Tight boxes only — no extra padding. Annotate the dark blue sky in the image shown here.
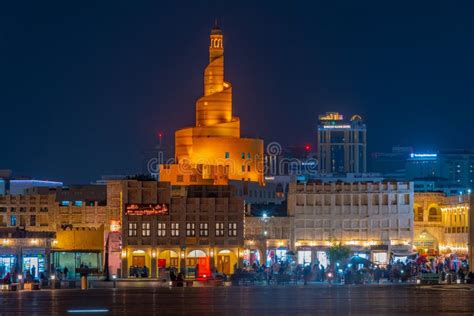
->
[1,1,473,183]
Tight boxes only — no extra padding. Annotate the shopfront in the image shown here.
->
[0,253,16,279]
[0,231,54,280]
[51,251,102,279]
[52,227,104,279]
[22,248,46,278]
[243,249,261,267]
[296,248,330,268]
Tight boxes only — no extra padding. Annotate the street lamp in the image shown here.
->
[112,274,117,288]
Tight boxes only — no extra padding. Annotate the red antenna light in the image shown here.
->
[304,144,311,152]
[157,132,163,147]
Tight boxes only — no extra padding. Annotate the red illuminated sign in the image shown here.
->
[125,204,169,216]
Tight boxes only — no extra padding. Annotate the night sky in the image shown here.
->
[1,1,473,183]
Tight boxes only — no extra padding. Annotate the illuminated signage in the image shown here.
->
[322,125,351,129]
[410,153,437,158]
[319,112,344,121]
[125,204,169,216]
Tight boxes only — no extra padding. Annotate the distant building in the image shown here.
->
[405,153,440,180]
[370,146,413,179]
[438,150,474,190]
[0,170,62,195]
[405,150,473,194]
[265,144,316,178]
[316,112,367,174]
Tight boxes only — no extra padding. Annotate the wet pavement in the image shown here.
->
[1,284,473,315]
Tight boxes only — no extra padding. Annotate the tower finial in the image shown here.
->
[211,19,222,35]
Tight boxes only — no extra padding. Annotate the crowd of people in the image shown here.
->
[235,254,472,285]
[129,265,149,278]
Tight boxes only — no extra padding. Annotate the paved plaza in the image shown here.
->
[1,284,474,315]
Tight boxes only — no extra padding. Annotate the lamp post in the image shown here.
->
[18,274,23,290]
[112,274,117,288]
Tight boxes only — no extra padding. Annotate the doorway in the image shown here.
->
[132,256,145,267]
[217,255,231,274]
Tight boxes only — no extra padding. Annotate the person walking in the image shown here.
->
[303,265,311,285]
[31,265,36,279]
[63,266,69,280]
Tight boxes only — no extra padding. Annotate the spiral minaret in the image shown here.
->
[161,24,264,185]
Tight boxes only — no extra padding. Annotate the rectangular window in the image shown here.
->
[74,201,83,207]
[247,165,251,172]
[247,153,251,159]
[186,223,195,237]
[177,175,184,182]
[225,152,230,159]
[241,152,245,159]
[241,165,245,172]
[128,223,137,237]
[157,223,166,237]
[215,222,224,236]
[10,215,16,226]
[190,175,197,182]
[60,201,70,206]
[228,222,237,237]
[171,223,180,237]
[30,215,36,226]
[142,222,151,237]
[199,223,209,237]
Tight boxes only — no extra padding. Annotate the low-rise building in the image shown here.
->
[288,181,414,266]
[110,180,245,279]
[414,192,470,256]
[0,229,55,280]
[244,216,292,266]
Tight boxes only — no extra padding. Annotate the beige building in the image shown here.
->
[0,194,56,231]
[414,192,470,256]
[288,181,414,265]
[108,180,244,279]
[0,187,117,279]
[244,216,293,266]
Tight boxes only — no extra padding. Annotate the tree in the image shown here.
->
[327,243,351,269]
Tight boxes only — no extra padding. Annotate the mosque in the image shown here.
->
[160,24,264,185]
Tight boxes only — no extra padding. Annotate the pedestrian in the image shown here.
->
[31,265,36,279]
[63,266,69,279]
[303,265,311,285]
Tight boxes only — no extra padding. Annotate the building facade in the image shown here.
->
[316,112,367,174]
[0,185,117,280]
[288,181,414,266]
[244,216,293,266]
[413,192,471,256]
[111,180,245,279]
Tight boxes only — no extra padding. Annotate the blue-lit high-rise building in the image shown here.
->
[316,112,367,174]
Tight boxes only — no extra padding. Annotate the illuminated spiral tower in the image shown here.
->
[161,23,264,185]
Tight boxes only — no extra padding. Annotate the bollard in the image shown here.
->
[81,275,88,290]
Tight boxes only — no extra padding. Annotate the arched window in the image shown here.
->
[414,206,424,221]
[428,207,441,222]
